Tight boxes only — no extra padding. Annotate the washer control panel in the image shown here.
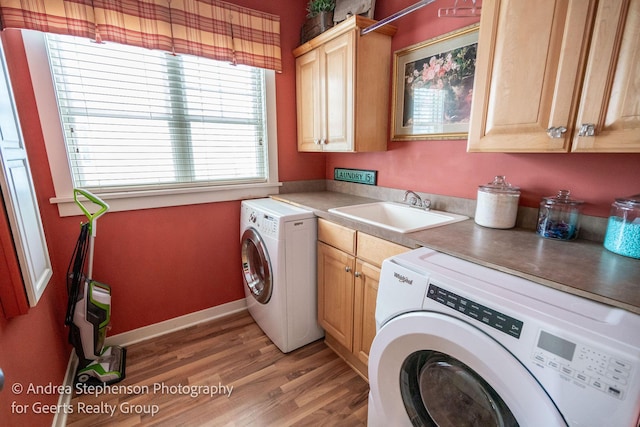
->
[427,283,524,339]
[245,208,278,237]
[532,330,633,401]
[258,213,278,237]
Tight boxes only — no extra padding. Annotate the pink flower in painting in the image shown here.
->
[423,65,436,82]
[401,42,478,126]
[442,53,453,72]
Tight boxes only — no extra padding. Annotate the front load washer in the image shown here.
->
[240,198,323,353]
[368,247,640,427]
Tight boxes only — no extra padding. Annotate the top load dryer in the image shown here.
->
[240,198,323,353]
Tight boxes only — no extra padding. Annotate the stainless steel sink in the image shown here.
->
[328,202,468,233]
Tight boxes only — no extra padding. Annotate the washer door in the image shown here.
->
[369,312,567,427]
[241,227,273,304]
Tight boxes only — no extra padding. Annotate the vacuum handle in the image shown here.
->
[74,189,109,279]
[74,189,109,236]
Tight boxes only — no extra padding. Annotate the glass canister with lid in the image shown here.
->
[474,176,520,229]
[536,190,584,240]
[603,194,640,259]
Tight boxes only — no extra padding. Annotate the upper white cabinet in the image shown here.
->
[294,16,395,152]
[468,0,640,153]
[0,36,52,315]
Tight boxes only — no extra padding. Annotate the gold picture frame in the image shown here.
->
[391,24,479,141]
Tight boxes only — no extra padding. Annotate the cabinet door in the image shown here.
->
[0,37,52,314]
[353,259,380,368]
[296,49,323,152]
[468,0,595,152]
[322,31,354,152]
[317,241,355,351]
[572,0,640,152]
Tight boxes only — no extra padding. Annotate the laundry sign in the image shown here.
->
[334,168,377,185]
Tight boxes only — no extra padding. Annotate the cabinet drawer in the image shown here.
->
[318,218,356,255]
[357,232,409,267]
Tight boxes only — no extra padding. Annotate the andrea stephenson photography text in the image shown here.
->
[9,381,234,417]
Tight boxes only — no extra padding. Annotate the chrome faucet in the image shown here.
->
[403,190,431,210]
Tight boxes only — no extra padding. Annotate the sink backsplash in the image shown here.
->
[279,180,608,242]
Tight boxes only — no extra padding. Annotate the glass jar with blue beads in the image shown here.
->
[604,194,640,259]
[536,190,584,240]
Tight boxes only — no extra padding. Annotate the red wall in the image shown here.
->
[1,30,70,427]
[1,1,639,425]
[326,0,640,217]
[0,1,312,425]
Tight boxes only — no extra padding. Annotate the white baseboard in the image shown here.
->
[53,352,79,427]
[53,299,247,427]
[105,298,247,347]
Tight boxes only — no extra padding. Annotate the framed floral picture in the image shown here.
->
[391,24,479,141]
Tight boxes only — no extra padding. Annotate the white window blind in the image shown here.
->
[45,34,268,192]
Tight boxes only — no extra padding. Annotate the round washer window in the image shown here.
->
[241,228,273,304]
[400,350,519,427]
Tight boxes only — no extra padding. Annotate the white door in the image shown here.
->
[368,312,567,427]
[0,36,52,308]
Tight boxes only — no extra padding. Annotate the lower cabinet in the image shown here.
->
[318,241,355,350]
[317,218,409,380]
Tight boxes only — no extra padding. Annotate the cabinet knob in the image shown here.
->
[354,272,361,278]
[546,126,567,139]
[313,139,320,145]
[345,266,352,273]
[320,139,327,145]
[578,123,595,137]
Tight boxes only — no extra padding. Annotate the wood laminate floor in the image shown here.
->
[66,310,369,426]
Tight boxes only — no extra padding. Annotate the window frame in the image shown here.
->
[22,30,280,217]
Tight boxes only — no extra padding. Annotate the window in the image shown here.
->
[24,30,279,216]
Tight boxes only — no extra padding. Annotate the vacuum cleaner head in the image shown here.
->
[76,345,127,385]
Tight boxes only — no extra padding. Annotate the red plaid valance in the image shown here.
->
[0,0,281,72]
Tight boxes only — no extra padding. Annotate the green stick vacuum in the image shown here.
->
[65,189,126,385]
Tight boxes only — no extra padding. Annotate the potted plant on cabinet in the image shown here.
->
[301,0,336,44]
